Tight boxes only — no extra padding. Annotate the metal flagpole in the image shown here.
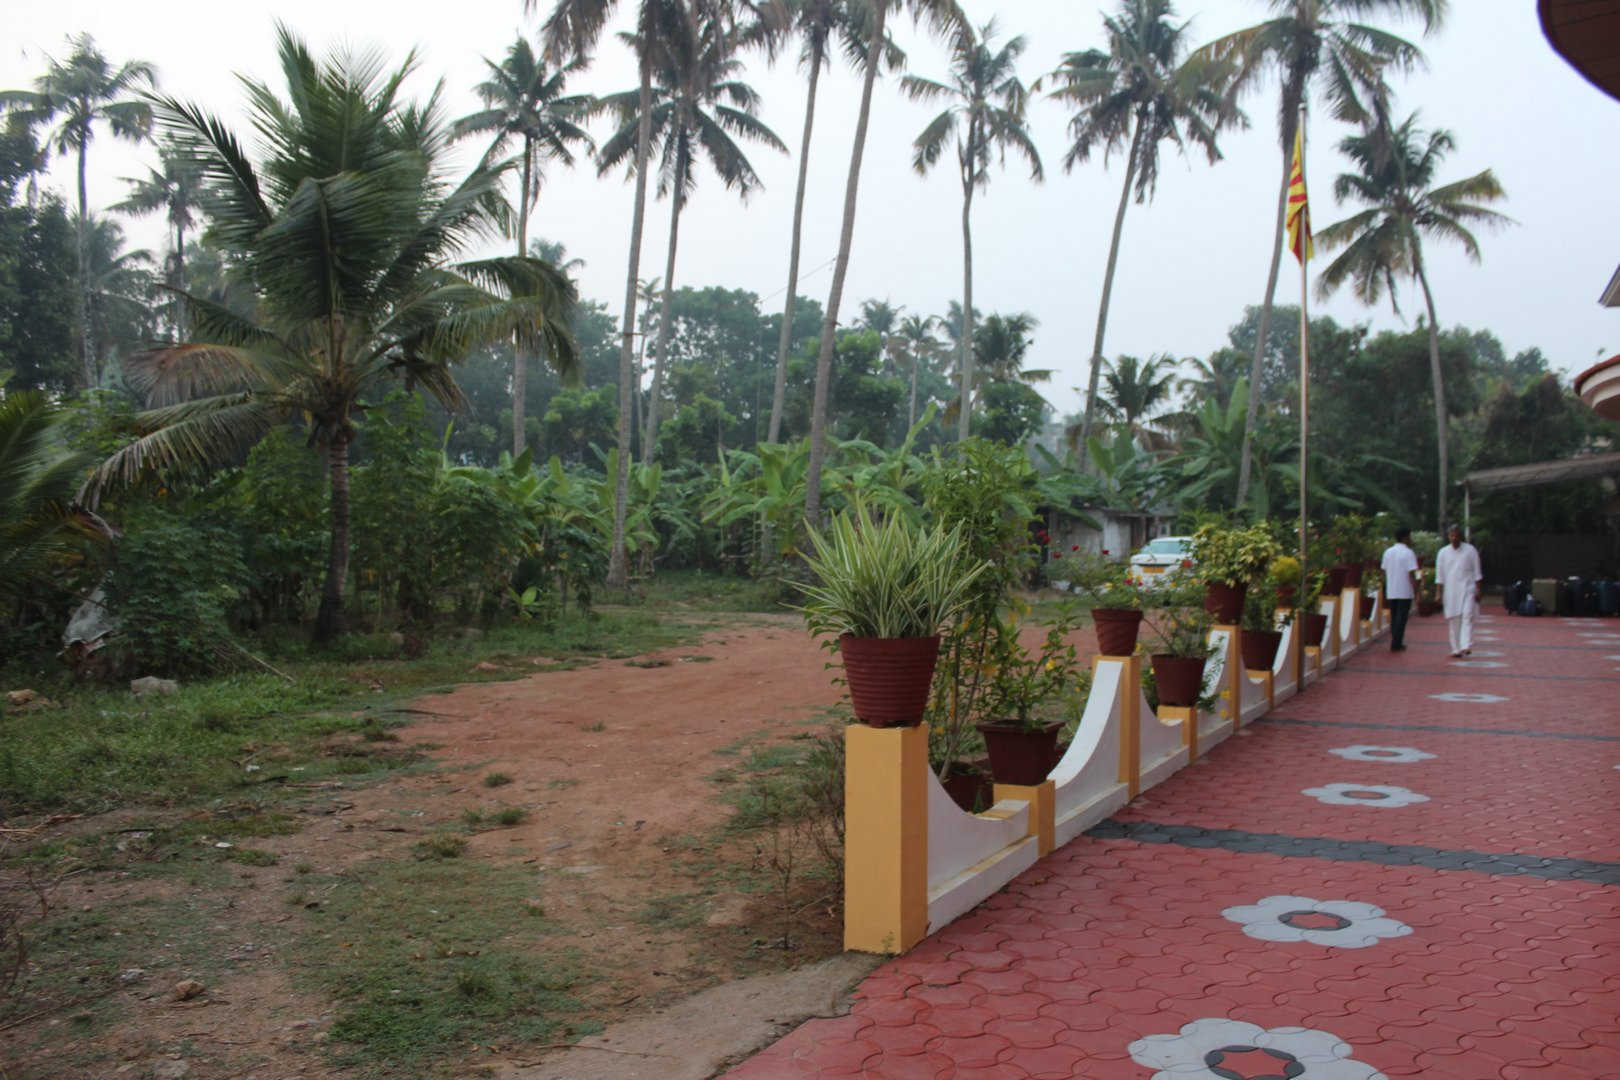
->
[1297,103,1311,684]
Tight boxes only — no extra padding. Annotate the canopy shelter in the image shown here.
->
[1540,0,1620,101]
[1461,451,1620,533]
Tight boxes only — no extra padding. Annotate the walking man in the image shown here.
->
[1380,527,1420,652]
[1435,525,1483,657]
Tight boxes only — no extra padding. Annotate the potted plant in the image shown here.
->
[1190,523,1283,624]
[1141,580,1216,708]
[798,501,988,727]
[1360,569,1382,620]
[975,609,1089,785]
[1239,579,1290,671]
[1052,549,1144,655]
[1269,554,1303,607]
[1323,514,1374,588]
[1298,571,1330,650]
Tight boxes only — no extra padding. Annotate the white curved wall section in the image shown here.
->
[924,768,1037,932]
[1052,660,1128,846]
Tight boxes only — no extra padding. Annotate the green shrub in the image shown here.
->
[104,511,247,676]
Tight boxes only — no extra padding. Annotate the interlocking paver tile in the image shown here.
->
[723,614,1620,1079]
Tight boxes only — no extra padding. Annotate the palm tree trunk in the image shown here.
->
[1077,118,1143,469]
[608,56,655,589]
[956,180,975,441]
[805,1,887,529]
[1236,112,1298,509]
[1414,249,1448,532]
[313,433,352,644]
[768,49,823,445]
[77,142,94,390]
[513,143,533,458]
[908,351,918,430]
[644,150,687,465]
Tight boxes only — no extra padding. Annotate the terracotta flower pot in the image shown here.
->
[1341,563,1365,588]
[1240,628,1283,671]
[1275,585,1298,607]
[1203,582,1247,624]
[1300,612,1329,647]
[1091,607,1143,656]
[977,719,1064,786]
[1151,654,1207,708]
[1359,595,1375,619]
[941,761,994,813]
[838,634,940,727]
[1325,567,1348,593]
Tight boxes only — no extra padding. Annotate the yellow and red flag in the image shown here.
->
[1286,124,1313,264]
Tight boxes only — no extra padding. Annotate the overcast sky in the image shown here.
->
[6,0,1618,416]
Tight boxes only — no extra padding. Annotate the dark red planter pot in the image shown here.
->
[1325,567,1348,594]
[1091,607,1143,656]
[838,634,940,727]
[1203,582,1247,624]
[1240,629,1283,671]
[941,762,994,813]
[1341,563,1365,588]
[1275,585,1298,607]
[977,719,1064,786]
[1359,595,1375,619]
[1300,612,1329,647]
[1151,654,1207,708]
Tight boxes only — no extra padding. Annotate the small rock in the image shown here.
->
[5,688,55,710]
[472,661,499,673]
[131,676,179,696]
[151,1061,192,1079]
[117,968,147,985]
[170,979,204,1001]
[387,631,406,646]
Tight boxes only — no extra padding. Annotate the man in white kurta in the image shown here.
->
[1434,525,1483,656]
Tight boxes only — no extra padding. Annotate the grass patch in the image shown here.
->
[412,833,467,860]
[297,859,600,1073]
[634,892,707,930]
[627,570,794,614]
[482,772,513,788]
[0,610,694,818]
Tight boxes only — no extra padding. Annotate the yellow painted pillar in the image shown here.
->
[1106,654,1142,798]
[1162,705,1198,761]
[843,723,929,954]
[1215,624,1241,725]
[1304,645,1322,680]
[993,779,1055,857]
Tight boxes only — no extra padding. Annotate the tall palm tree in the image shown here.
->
[2,35,155,388]
[454,37,594,457]
[803,0,966,528]
[766,0,900,444]
[1046,0,1239,469]
[973,311,1046,384]
[1315,113,1508,530]
[597,4,786,464]
[634,274,661,452]
[904,18,1042,441]
[857,296,901,372]
[111,140,203,336]
[1098,352,1176,429]
[541,0,772,586]
[83,27,579,643]
[893,312,941,429]
[1196,0,1446,508]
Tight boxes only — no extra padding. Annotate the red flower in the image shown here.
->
[1102,549,1110,555]
[1071,544,1080,552]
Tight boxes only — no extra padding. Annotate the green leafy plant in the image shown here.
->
[1321,513,1379,566]
[797,500,988,640]
[1049,549,1144,610]
[1241,579,1295,631]
[1189,523,1284,588]
[1268,554,1302,588]
[981,607,1091,730]
[1140,580,1216,659]
[1362,568,1384,597]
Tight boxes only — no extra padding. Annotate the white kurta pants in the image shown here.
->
[1447,606,1476,654]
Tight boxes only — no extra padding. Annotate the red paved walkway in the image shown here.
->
[725,612,1620,1079]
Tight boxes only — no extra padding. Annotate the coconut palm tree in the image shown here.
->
[596,4,786,464]
[1046,0,1240,469]
[904,18,1042,442]
[1,35,155,388]
[803,0,966,528]
[766,0,901,444]
[82,216,160,380]
[1100,353,1174,423]
[111,140,203,334]
[0,392,109,609]
[857,297,902,372]
[82,27,579,643]
[454,37,594,458]
[893,312,941,429]
[541,0,775,585]
[1315,113,1508,530]
[1196,0,1446,508]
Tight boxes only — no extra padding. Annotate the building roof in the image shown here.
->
[1540,0,1620,101]
[1462,451,1620,493]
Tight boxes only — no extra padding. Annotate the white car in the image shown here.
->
[1129,535,1194,585]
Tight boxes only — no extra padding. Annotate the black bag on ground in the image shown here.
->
[1504,580,1526,614]
[1518,594,1543,617]
[1600,580,1620,617]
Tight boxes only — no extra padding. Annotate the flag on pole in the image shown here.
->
[1286,124,1313,264]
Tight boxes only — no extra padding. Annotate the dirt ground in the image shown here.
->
[4,614,864,1079]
